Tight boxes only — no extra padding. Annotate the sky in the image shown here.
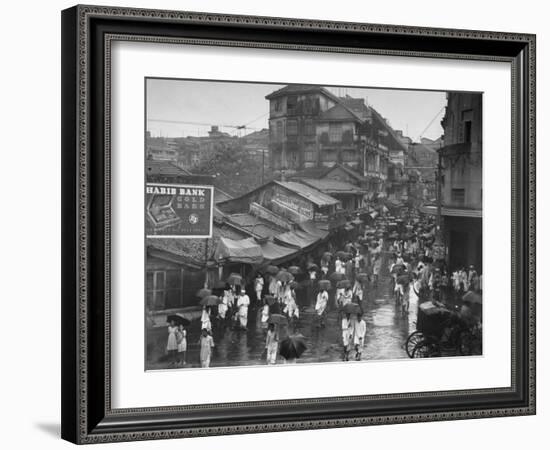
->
[146,78,447,142]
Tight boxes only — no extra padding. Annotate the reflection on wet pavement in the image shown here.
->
[146,273,415,370]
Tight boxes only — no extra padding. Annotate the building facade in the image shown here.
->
[265,85,408,195]
[439,92,483,271]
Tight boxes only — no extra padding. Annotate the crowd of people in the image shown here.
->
[165,208,483,367]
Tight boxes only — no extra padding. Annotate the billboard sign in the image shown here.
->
[145,183,214,238]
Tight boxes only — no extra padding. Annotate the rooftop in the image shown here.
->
[298,178,365,195]
[276,181,341,207]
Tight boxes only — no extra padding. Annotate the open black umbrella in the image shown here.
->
[226,273,242,285]
[330,272,347,282]
[264,295,277,306]
[279,334,307,360]
[390,263,406,274]
[356,273,369,282]
[200,295,220,306]
[335,250,350,260]
[196,288,212,299]
[166,314,190,326]
[396,274,411,285]
[275,270,294,283]
[463,290,482,305]
[212,280,227,289]
[342,303,361,315]
[266,265,279,275]
[288,266,301,275]
[318,280,332,290]
[336,279,352,289]
[322,251,333,260]
[307,262,319,271]
[268,313,288,325]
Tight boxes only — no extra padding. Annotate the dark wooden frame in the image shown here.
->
[61,4,536,444]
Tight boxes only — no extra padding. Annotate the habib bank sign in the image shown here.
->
[145,183,214,238]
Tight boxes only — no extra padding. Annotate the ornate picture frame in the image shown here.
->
[61,5,536,444]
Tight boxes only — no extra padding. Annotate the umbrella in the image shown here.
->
[279,334,307,360]
[396,274,411,285]
[288,266,301,275]
[336,279,352,289]
[329,272,347,282]
[166,314,190,326]
[322,251,333,260]
[390,263,406,274]
[200,295,220,306]
[275,271,294,283]
[307,262,319,271]
[344,243,356,252]
[318,280,332,290]
[335,250,350,259]
[212,280,227,289]
[462,290,482,305]
[268,313,288,325]
[266,265,279,275]
[342,303,361,315]
[196,288,212,299]
[264,295,277,305]
[356,273,369,282]
[226,273,243,285]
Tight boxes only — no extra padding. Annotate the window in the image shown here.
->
[329,123,343,142]
[286,119,298,136]
[304,146,317,162]
[146,269,182,311]
[451,188,465,205]
[321,149,337,162]
[304,119,315,136]
[287,95,297,113]
[341,150,357,162]
[274,99,282,112]
[276,121,284,140]
[191,152,200,166]
[464,121,472,143]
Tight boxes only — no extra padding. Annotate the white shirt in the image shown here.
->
[315,291,328,315]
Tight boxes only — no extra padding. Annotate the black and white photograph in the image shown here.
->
[144,79,483,370]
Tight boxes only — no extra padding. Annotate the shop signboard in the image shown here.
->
[146,183,214,238]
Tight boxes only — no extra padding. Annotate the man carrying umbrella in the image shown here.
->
[315,286,329,327]
[236,289,250,330]
[254,272,265,304]
[265,322,279,365]
[341,313,353,361]
[353,313,367,361]
[198,328,215,368]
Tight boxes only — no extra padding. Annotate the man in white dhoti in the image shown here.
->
[237,290,250,330]
[254,273,264,304]
[265,323,279,364]
[315,288,328,327]
[341,313,353,361]
[353,313,367,361]
[201,307,212,332]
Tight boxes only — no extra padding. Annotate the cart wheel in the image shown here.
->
[412,341,440,358]
[405,331,424,358]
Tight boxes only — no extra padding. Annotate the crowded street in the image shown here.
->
[145,84,484,371]
[147,209,483,370]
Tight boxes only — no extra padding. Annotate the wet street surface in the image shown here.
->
[146,266,417,370]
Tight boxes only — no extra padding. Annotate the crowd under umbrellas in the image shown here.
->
[162,207,483,369]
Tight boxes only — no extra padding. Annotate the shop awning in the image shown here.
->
[419,205,482,218]
[274,229,320,249]
[214,237,263,265]
[259,240,299,265]
[298,220,329,240]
